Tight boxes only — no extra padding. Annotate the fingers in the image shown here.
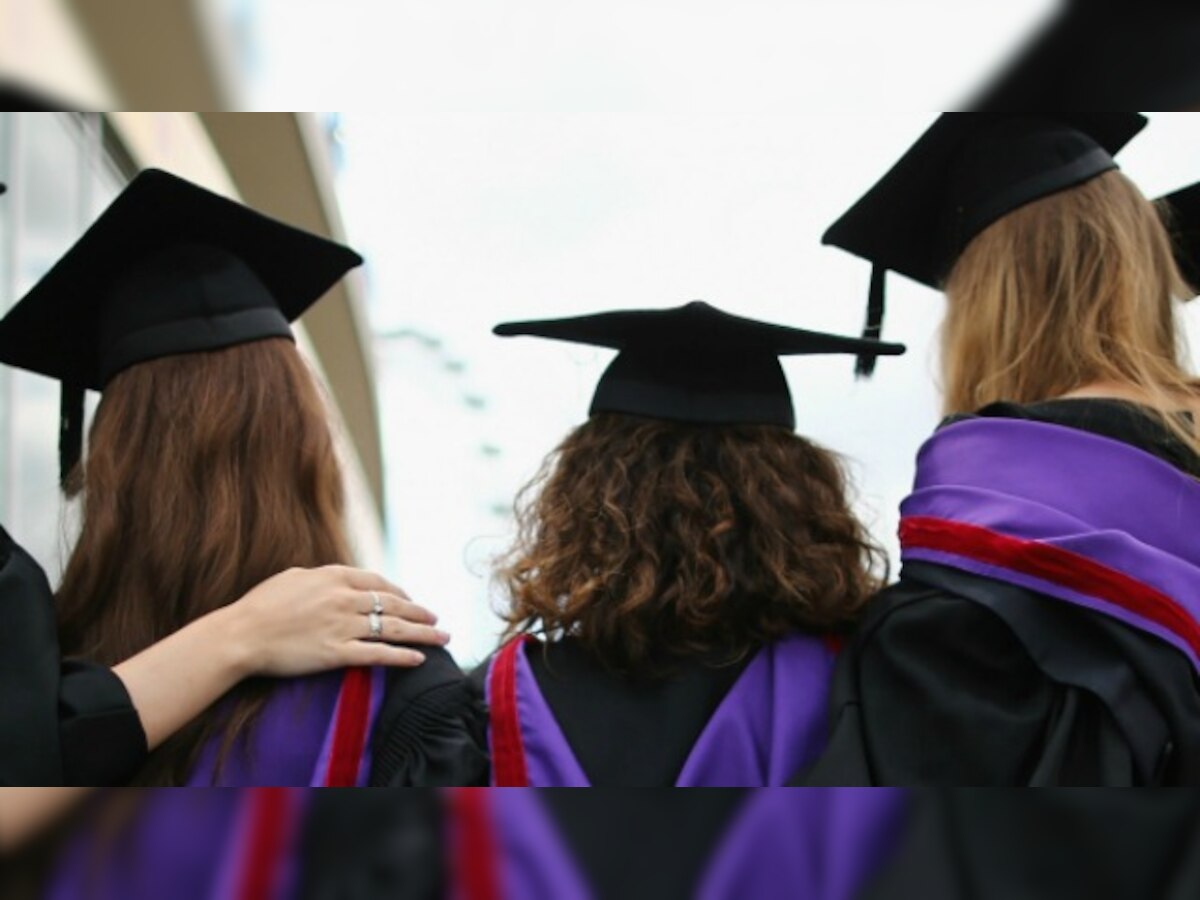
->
[370,617,451,648]
[346,643,428,668]
[332,566,409,600]
[356,591,438,626]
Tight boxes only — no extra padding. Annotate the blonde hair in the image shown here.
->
[941,169,1200,454]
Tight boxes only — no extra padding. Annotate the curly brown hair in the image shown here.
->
[499,413,885,673]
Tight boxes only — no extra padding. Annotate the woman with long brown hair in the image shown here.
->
[0,169,448,792]
[371,301,903,792]
[811,112,1200,785]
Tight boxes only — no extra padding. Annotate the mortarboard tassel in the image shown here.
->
[59,383,85,490]
[854,265,887,378]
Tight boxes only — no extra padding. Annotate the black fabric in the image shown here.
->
[0,169,362,393]
[57,660,148,786]
[822,113,1146,291]
[368,646,489,787]
[368,638,754,788]
[855,265,887,376]
[803,400,1200,786]
[0,169,362,483]
[0,527,147,786]
[526,639,752,786]
[540,791,749,900]
[1156,182,1200,295]
[494,301,904,427]
[296,791,446,900]
[969,0,1200,112]
[58,383,85,489]
[821,112,1146,372]
[862,791,1200,900]
[0,528,66,785]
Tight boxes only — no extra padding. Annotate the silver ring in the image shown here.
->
[371,590,384,616]
[368,611,383,641]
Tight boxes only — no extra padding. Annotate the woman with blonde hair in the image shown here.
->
[810,112,1200,785]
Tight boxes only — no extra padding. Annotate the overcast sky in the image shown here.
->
[228,1,1200,665]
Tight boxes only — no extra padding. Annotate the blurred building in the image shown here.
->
[0,2,386,573]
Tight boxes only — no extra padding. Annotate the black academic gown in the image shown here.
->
[861,791,1200,900]
[0,527,146,785]
[368,641,756,787]
[803,400,1200,787]
[296,790,749,900]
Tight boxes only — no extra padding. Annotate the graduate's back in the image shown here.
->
[484,412,876,787]
[814,112,1200,785]
[56,337,382,786]
[371,303,904,787]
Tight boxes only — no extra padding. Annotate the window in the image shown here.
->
[0,112,131,578]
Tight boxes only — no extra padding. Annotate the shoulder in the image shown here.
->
[852,570,1038,681]
[369,647,488,787]
[939,399,1200,475]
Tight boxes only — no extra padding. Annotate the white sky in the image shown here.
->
[226,1,1200,666]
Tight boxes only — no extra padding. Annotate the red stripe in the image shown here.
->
[323,667,372,787]
[822,633,846,655]
[449,789,504,900]
[234,788,294,900]
[902,515,1200,658]
[488,638,532,787]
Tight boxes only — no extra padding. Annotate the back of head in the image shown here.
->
[941,169,1200,439]
[499,413,884,675]
[57,337,350,782]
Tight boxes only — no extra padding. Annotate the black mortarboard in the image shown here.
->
[0,168,363,486]
[494,301,905,429]
[823,113,1147,375]
[1159,182,1200,295]
[969,1,1200,112]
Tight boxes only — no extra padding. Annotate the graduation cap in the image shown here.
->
[969,1,1200,111]
[1159,182,1200,296]
[493,301,905,429]
[0,168,363,487]
[823,113,1148,375]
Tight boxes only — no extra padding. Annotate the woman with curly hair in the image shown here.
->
[371,301,903,788]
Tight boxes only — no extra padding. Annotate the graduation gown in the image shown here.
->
[861,790,1200,900]
[370,630,843,787]
[183,666,387,786]
[804,399,1200,786]
[439,789,908,900]
[44,670,386,899]
[0,526,146,786]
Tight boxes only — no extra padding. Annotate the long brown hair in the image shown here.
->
[499,413,885,674]
[56,337,351,784]
[941,170,1200,453]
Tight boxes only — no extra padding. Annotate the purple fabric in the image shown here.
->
[467,790,906,900]
[47,791,308,900]
[697,789,909,900]
[489,790,594,900]
[901,417,1200,668]
[46,792,245,900]
[48,670,382,899]
[490,636,836,787]
[677,635,835,787]
[186,668,383,787]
